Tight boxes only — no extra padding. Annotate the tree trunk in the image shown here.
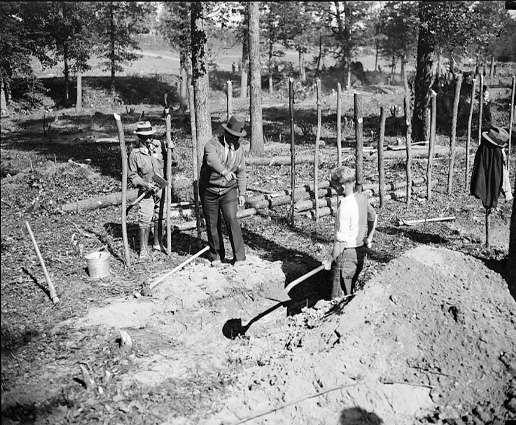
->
[179,49,188,103]
[268,39,274,95]
[191,2,212,166]
[240,9,249,100]
[109,2,116,95]
[508,172,516,286]
[75,73,82,113]
[248,2,264,154]
[299,50,306,82]
[1,77,7,113]
[64,44,69,103]
[412,1,435,142]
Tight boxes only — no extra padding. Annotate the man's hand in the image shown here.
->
[238,195,246,208]
[222,170,236,181]
[142,182,154,191]
[167,140,176,150]
[364,237,373,249]
[322,259,332,270]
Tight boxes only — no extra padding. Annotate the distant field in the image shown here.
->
[34,42,404,80]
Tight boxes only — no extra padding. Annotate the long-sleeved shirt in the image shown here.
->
[199,134,246,195]
[127,142,164,189]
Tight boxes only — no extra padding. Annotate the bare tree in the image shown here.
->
[248,2,264,154]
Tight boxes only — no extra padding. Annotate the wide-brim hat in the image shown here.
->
[222,115,247,137]
[134,121,156,136]
[482,126,509,148]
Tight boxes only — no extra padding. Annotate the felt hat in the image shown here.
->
[134,121,156,136]
[482,126,509,148]
[222,115,247,137]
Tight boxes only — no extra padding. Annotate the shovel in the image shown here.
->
[126,173,168,214]
[223,264,325,339]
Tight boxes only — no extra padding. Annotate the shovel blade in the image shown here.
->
[152,173,168,188]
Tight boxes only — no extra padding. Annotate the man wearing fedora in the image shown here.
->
[199,115,247,266]
[128,121,173,260]
[470,126,513,209]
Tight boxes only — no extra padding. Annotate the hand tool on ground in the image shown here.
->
[145,245,210,292]
[126,173,168,214]
[398,216,456,226]
[24,220,61,305]
[223,264,326,338]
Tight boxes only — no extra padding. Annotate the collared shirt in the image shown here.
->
[127,142,164,188]
[335,192,376,248]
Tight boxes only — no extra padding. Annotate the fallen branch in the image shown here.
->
[246,155,321,166]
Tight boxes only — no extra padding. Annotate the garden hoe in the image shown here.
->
[223,264,325,339]
[126,173,168,214]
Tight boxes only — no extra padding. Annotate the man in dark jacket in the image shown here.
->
[199,116,247,266]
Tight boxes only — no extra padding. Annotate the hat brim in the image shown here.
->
[222,123,246,137]
[134,130,156,136]
[482,131,507,148]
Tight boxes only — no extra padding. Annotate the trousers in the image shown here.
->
[331,246,365,298]
[200,186,246,262]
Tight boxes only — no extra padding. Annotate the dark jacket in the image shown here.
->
[470,140,503,209]
[199,134,246,195]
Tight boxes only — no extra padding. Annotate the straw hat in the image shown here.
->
[134,121,156,136]
[482,126,509,148]
[222,115,247,137]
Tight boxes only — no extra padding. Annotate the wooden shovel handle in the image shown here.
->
[149,246,210,290]
[25,221,60,304]
[284,264,325,294]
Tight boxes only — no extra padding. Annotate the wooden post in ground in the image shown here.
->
[447,73,463,195]
[478,74,484,145]
[404,94,413,204]
[188,85,202,246]
[427,90,437,200]
[289,77,296,228]
[227,80,233,122]
[337,83,342,166]
[314,78,322,222]
[466,76,476,191]
[509,76,515,171]
[75,73,82,113]
[378,107,386,208]
[354,92,364,191]
[113,113,131,267]
[485,207,491,248]
[165,113,172,255]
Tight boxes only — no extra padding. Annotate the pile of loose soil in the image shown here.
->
[205,245,516,425]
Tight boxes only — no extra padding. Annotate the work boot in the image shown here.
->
[139,226,150,260]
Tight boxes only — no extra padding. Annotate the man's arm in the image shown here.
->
[365,215,378,248]
[204,140,226,175]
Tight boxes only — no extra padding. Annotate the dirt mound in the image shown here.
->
[208,246,516,425]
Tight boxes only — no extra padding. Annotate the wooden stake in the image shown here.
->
[448,73,463,195]
[188,84,202,246]
[485,207,491,248]
[466,76,476,191]
[289,77,295,228]
[427,91,437,200]
[337,82,342,166]
[113,113,131,267]
[314,78,321,222]
[227,80,233,122]
[478,74,484,145]
[509,75,515,174]
[404,94,413,204]
[165,113,172,255]
[24,221,60,305]
[378,106,386,208]
[354,92,364,191]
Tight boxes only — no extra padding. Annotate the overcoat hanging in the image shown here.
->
[470,140,504,209]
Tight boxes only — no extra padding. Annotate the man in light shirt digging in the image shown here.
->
[323,166,378,299]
